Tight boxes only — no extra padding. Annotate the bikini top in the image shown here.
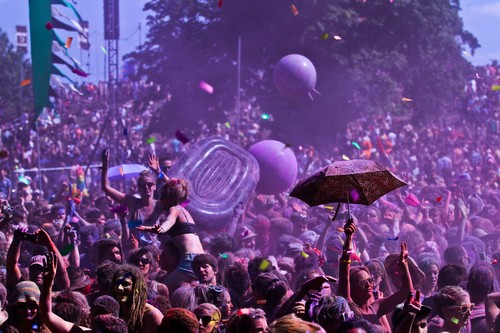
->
[166,207,198,238]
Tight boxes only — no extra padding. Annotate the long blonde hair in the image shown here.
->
[161,178,189,207]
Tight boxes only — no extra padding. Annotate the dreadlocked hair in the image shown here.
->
[111,264,147,333]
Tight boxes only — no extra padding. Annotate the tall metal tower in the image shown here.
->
[104,0,119,84]
[104,0,119,160]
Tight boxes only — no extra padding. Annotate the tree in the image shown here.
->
[127,0,478,146]
[0,28,33,119]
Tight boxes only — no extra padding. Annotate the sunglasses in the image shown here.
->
[447,303,475,314]
[197,315,215,327]
[138,182,155,188]
[358,277,375,289]
[136,258,151,265]
[17,302,38,310]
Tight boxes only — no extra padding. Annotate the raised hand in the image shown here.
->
[148,153,161,175]
[101,147,110,167]
[399,241,409,266]
[403,290,422,314]
[136,224,162,234]
[234,201,244,217]
[43,252,57,285]
[130,233,139,250]
[34,228,53,247]
[292,301,306,318]
[343,218,357,237]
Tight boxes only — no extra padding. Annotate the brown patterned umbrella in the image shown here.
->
[290,160,407,206]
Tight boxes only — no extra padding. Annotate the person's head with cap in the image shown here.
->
[159,308,199,333]
[67,265,93,294]
[284,243,304,258]
[309,295,354,332]
[237,226,257,250]
[290,212,309,237]
[29,255,46,288]
[391,301,431,333]
[9,281,40,321]
[300,230,318,247]
[193,253,219,286]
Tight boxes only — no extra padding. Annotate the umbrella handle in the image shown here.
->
[331,203,342,222]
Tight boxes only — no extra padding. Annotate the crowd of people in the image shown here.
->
[0,62,498,333]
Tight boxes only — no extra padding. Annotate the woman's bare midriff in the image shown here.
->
[172,232,204,254]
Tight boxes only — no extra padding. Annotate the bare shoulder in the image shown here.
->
[144,303,164,324]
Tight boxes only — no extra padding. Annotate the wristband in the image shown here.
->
[157,172,165,180]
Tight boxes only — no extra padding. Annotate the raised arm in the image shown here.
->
[337,218,357,302]
[486,292,500,329]
[375,242,413,317]
[316,203,340,253]
[394,291,421,333]
[35,229,70,290]
[39,252,80,333]
[148,153,169,187]
[101,147,127,204]
[456,197,468,244]
[227,202,244,237]
[6,227,24,288]
[136,206,179,235]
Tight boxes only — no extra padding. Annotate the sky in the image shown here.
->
[0,0,499,83]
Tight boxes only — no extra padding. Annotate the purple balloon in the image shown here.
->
[248,140,298,194]
[273,54,317,98]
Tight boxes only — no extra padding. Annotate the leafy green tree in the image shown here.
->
[128,0,478,145]
[0,28,33,119]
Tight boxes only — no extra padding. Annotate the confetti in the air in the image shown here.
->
[20,79,31,87]
[290,4,299,16]
[65,37,73,49]
[175,130,190,144]
[146,137,156,144]
[492,86,500,91]
[199,81,214,94]
[352,141,361,150]
[402,97,413,102]
[333,35,342,41]
[342,154,350,161]
[259,259,271,271]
